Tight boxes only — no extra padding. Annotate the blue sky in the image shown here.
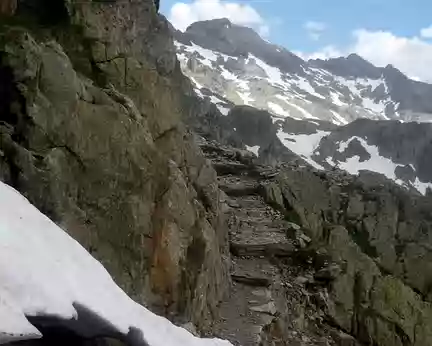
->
[161,0,432,81]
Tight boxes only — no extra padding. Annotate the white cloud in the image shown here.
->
[294,45,342,60]
[353,29,432,81]
[169,0,269,36]
[304,21,327,41]
[298,28,432,82]
[420,25,432,39]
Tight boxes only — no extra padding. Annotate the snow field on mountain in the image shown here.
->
[330,136,432,195]
[175,40,402,124]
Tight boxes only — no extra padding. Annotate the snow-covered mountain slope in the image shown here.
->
[173,18,432,125]
[312,119,432,194]
[0,181,232,346]
[221,106,432,196]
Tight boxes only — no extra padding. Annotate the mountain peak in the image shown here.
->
[310,53,381,79]
[186,17,233,32]
[179,19,306,74]
[346,53,372,64]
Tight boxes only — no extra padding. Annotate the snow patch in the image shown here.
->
[246,145,260,157]
[0,181,232,346]
[277,129,330,169]
[412,178,432,195]
[209,95,224,104]
[333,136,432,195]
[190,77,204,89]
[329,91,347,107]
[329,110,348,125]
[292,77,325,99]
[289,103,319,120]
[237,91,254,105]
[362,97,387,114]
[217,104,230,115]
[221,68,238,81]
[268,102,291,118]
[249,55,286,87]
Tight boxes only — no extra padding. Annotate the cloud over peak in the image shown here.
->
[169,0,269,36]
[298,26,432,82]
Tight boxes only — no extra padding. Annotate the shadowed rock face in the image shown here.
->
[0,0,229,341]
[154,0,160,11]
[0,0,17,16]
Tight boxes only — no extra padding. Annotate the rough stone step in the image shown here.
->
[231,196,269,209]
[212,282,277,346]
[231,257,279,287]
[219,181,259,197]
[230,241,296,257]
[230,228,295,257]
[213,258,282,345]
[231,274,271,287]
[212,161,253,176]
[232,209,284,221]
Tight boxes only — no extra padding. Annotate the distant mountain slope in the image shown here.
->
[173,18,432,125]
[189,103,432,196]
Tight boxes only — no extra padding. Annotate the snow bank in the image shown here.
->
[277,129,329,169]
[245,145,260,157]
[267,102,291,118]
[334,136,432,195]
[0,182,232,346]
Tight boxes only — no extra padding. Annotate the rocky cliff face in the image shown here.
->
[174,18,432,124]
[0,0,229,336]
[263,164,432,346]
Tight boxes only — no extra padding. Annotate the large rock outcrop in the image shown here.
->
[0,0,229,335]
[262,164,432,346]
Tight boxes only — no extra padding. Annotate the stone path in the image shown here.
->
[200,139,338,346]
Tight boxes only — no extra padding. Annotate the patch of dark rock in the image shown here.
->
[11,303,142,346]
[0,54,24,126]
[231,274,271,287]
[314,264,342,282]
[17,0,70,26]
[219,182,259,197]
[283,209,303,227]
[394,164,416,183]
[212,162,252,175]
[230,242,295,257]
[347,225,378,259]
[329,329,361,346]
